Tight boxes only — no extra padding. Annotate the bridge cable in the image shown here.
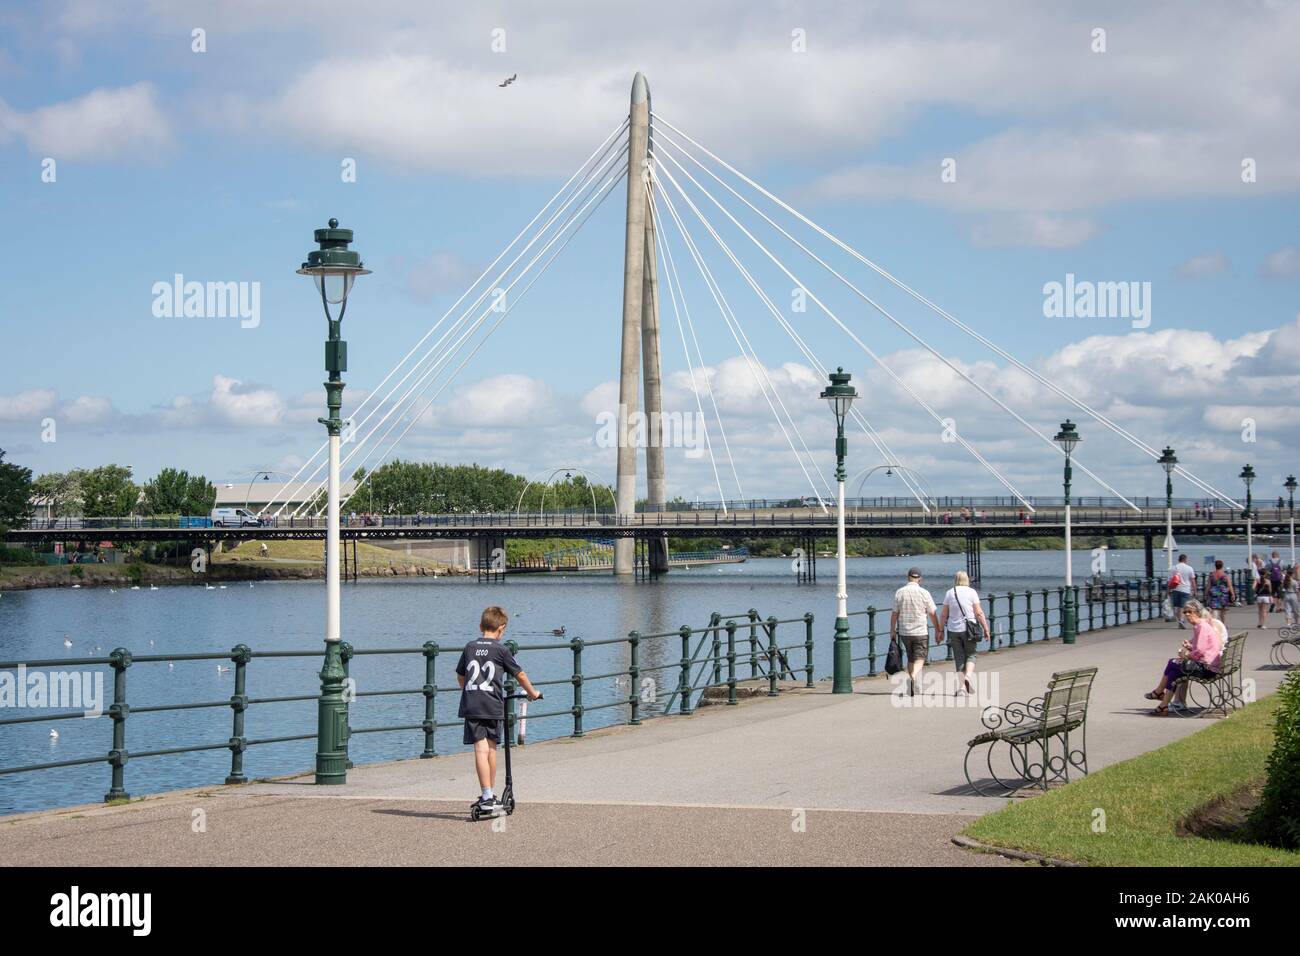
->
[651,112,1239,509]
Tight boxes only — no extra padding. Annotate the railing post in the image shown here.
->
[105,647,131,802]
[225,643,251,784]
[725,621,738,705]
[1007,592,1017,647]
[340,641,355,769]
[421,641,439,758]
[709,612,722,685]
[766,616,779,696]
[628,631,641,725]
[803,612,815,687]
[678,626,692,715]
[566,637,584,736]
[747,610,759,678]
[866,607,877,674]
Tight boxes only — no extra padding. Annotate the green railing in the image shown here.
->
[846,576,1168,676]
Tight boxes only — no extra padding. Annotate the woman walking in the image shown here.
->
[937,571,989,696]
[1282,568,1299,627]
[1255,573,1274,628]
[1204,559,1235,625]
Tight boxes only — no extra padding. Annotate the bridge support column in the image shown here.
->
[965,533,982,585]
[614,73,653,575]
[1143,533,1154,580]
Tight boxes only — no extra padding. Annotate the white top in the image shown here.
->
[942,585,981,633]
[1174,562,1195,594]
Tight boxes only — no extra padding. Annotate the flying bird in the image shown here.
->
[499,73,517,88]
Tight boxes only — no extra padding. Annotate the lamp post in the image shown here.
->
[1158,447,1178,572]
[1286,475,1297,565]
[1240,464,1256,602]
[821,368,857,693]
[1054,420,1080,644]
[298,218,370,785]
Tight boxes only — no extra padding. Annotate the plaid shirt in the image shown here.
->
[893,582,936,636]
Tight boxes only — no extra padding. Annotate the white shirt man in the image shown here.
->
[891,568,939,696]
[1171,554,1196,628]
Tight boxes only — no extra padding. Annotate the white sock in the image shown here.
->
[482,787,493,801]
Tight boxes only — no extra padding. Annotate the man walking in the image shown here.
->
[891,567,940,697]
[1171,553,1196,628]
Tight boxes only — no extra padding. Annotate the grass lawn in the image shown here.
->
[216,539,449,571]
[964,693,1300,866]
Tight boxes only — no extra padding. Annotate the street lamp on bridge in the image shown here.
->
[298,218,370,785]
[1054,420,1080,644]
[1157,446,1178,572]
[1239,464,1256,590]
[821,368,857,694]
[1286,474,1297,565]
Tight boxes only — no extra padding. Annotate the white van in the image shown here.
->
[210,507,262,528]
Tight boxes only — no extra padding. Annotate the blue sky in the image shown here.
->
[1,1,1298,507]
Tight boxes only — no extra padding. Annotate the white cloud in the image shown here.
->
[1174,252,1230,279]
[969,214,1101,249]
[0,388,58,422]
[0,82,172,161]
[208,375,286,427]
[1261,247,1300,278]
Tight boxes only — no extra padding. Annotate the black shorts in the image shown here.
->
[463,717,502,746]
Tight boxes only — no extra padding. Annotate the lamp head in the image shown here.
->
[1158,446,1178,474]
[298,218,371,308]
[1240,464,1256,489]
[1054,419,1081,456]
[1286,475,1297,495]
[819,367,857,425]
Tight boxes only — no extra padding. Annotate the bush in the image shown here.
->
[126,562,145,584]
[70,564,84,578]
[0,546,38,565]
[1250,670,1300,849]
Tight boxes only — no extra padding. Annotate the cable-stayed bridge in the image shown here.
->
[35,74,1272,578]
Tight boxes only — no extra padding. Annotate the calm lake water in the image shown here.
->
[0,542,1252,814]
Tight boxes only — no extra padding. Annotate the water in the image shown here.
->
[0,542,1252,814]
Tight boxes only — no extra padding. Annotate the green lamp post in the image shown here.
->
[1158,446,1178,573]
[820,368,857,693]
[1285,474,1296,565]
[1240,464,1256,602]
[298,219,370,784]
[1054,420,1080,644]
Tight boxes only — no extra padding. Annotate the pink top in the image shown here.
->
[1189,619,1223,672]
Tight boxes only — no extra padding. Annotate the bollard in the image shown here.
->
[725,621,738,705]
[226,644,252,784]
[571,637,585,736]
[678,627,692,715]
[803,612,815,687]
[766,617,779,697]
[628,631,641,725]
[105,648,132,802]
[421,641,438,758]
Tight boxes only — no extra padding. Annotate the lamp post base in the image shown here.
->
[1062,589,1077,645]
[315,640,349,784]
[832,617,853,693]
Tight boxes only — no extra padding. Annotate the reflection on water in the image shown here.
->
[0,543,1239,814]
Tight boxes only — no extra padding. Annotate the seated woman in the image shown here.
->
[1144,600,1223,715]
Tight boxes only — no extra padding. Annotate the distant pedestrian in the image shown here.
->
[1255,574,1274,628]
[1282,568,1299,627]
[1169,553,1196,629]
[937,571,989,696]
[891,567,940,697]
[1267,551,1285,614]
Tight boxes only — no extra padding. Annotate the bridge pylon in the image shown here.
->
[615,72,667,574]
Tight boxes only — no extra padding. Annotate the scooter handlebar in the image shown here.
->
[506,692,542,701]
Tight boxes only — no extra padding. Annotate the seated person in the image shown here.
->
[1144,599,1223,715]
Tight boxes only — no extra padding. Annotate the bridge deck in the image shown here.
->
[2,617,1289,866]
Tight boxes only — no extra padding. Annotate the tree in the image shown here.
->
[141,467,217,515]
[32,469,85,518]
[0,449,34,535]
[80,465,139,518]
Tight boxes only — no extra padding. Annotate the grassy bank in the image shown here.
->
[964,694,1300,866]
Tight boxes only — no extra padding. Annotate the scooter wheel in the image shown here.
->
[505,795,516,815]
[470,807,481,821]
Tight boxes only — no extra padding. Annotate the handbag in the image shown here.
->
[954,588,986,641]
[884,636,904,676]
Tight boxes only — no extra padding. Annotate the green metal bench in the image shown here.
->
[964,666,1098,797]
[1269,625,1298,668]
[1174,632,1247,716]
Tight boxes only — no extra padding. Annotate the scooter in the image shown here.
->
[470,691,541,821]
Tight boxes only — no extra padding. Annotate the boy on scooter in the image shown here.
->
[455,606,541,814]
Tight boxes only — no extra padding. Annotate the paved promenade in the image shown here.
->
[2,618,1289,866]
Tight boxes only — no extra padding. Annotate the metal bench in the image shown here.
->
[1269,625,1298,668]
[964,666,1098,797]
[1173,632,1247,716]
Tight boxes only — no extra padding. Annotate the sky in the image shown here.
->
[1,0,1298,508]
